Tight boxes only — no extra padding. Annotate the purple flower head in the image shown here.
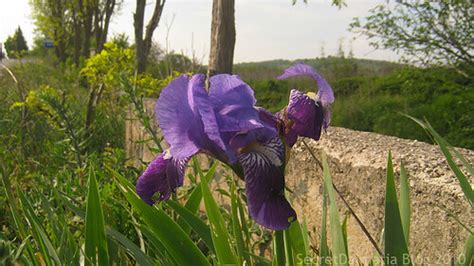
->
[141,73,294,229]
[155,73,277,164]
[136,67,333,230]
[276,62,334,146]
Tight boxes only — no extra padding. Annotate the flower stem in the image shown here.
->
[302,139,384,258]
[273,230,286,266]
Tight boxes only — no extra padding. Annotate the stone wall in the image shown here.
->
[125,100,473,263]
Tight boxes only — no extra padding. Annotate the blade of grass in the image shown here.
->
[230,181,248,263]
[399,161,411,244]
[0,164,39,266]
[201,172,237,265]
[341,214,349,257]
[288,221,308,266]
[61,195,155,266]
[284,229,294,265]
[105,227,155,266]
[384,152,411,266]
[236,189,251,251]
[13,235,33,262]
[319,185,329,266]
[302,140,383,257]
[457,233,473,266]
[177,161,218,233]
[111,168,210,265]
[84,166,110,266]
[406,115,473,206]
[273,230,286,266]
[245,252,272,266]
[18,190,61,266]
[166,200,215,253]
[322,152,348,266]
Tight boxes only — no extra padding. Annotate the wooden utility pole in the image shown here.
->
[208,0,236,76]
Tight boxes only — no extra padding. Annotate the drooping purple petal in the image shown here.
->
[284,89,324,147]
[209,74,269,133]
[205,74,278,160]
[276,62,335,105]
[188,74,227,153]
[136,153,189,205]
[238,137,297,230]
[156,75,201,160]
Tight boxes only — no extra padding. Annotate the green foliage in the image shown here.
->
[29,0,120,63]
[332,66,474,149]
[4,27,28,58]
[350,0,474,75]
[239,59,472,149]
[1,51,472,265]
[384,152,411,266]
[81,42,135,89]
[322,153,349,266]
[85,166,110,265]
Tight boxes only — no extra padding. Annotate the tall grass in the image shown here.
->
[1,118,472,265]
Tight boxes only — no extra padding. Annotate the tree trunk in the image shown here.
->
[72,0,83,65]
[134,0,165,74]
[208,0,236,76]
[82,3,93,58]
[97,0,116,52]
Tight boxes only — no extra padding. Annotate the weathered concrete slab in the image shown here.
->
[125,99,473,263]
[286,128,473,264]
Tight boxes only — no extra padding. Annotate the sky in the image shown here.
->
[0,0,400,63]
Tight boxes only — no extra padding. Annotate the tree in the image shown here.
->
[208,0,236,76]
[4,27,29,58]
[29,0,121,63]
[350,0,474,75]
[134,0,166,74]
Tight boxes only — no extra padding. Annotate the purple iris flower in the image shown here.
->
[136,62,333,230]
[276,62,334,147]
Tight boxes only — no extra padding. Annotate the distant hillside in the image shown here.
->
[233,57,404,82]
[233,57,473,150]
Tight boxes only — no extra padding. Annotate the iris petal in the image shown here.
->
[238,137,297,230]
[136,153,189,205]
[276,62,335,105]
[189,74,227,153]
[209,74,268,133]
[156,75,201,160]
[285,89,324,147]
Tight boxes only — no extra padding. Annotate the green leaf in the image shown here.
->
[111,168,210,265]
[60,194,155,266]
[230,182,247,264]
[284,229,294,265]
[407,115,474,206]
[319,185,329,266]
[0,165,39,266]
[399,161,411,244]
[288,221,308,266]
[201,174,237,264]
[84,167,110,266]
[384,152,411,266]
[322,152,348,266]
[341,214,349,257]
[105,227,155,266]
[177,161,218,234]
[273,230,286,266]
[456,233,474,266]
[166,200,215,253]
[18,190,61,266]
